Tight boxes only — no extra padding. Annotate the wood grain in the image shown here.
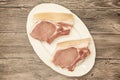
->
[0,0,120,9]
[1,33,120,47]
[0,8,120,34]
[0,46,120,59]
[0,58,120,80]
[0,33,120,59]
[0,0,120,80]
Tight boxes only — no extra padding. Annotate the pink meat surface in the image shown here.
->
[53,47,90,71]
[30,21,72,44]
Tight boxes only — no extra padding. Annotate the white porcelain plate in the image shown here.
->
[26,3,96,77]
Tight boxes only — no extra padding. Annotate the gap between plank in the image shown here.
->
[0,6,120,9]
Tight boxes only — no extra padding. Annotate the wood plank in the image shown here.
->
[0,0,120,9]
[0,33,30,46]
[73,9,120,34]
[0,33,120,47]
[0,46,36,59]
[0,8,29,33]
[0,33,120,59]
[0,46,119,59]
[0,46,120,60]
[0,58,119,80]
[0,0,120,80]
[0,46,120,59]
[0,8,120,34]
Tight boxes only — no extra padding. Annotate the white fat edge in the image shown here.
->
[34,19,74,25]
[54,20,74,26]
[52,42,89,59]
[60,40,90,68]
[51,40,90,70]
[52,40,90,58]
[32,11,74,27]
[56,41,89,50]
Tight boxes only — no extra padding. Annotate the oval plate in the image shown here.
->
[26,3,96,77]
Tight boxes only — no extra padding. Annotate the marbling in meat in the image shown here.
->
[30,21,72,44]
[53,47,90,71]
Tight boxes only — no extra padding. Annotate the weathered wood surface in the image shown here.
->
[0,33,120,59]
[0,8,120,34]
[0,0,120,80]
[0,0,120,9]
[0,59,120,80]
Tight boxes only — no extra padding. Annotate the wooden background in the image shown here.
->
[0,0,120,80]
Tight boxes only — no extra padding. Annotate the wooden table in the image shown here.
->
[0,0,120,80]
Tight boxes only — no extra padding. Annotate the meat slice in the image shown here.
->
[53,47,90,71]
[30,21,72,44]
[67,47,90,71]
[30,21,56,41]
[53,47,78,68]
[47,22,72,43]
